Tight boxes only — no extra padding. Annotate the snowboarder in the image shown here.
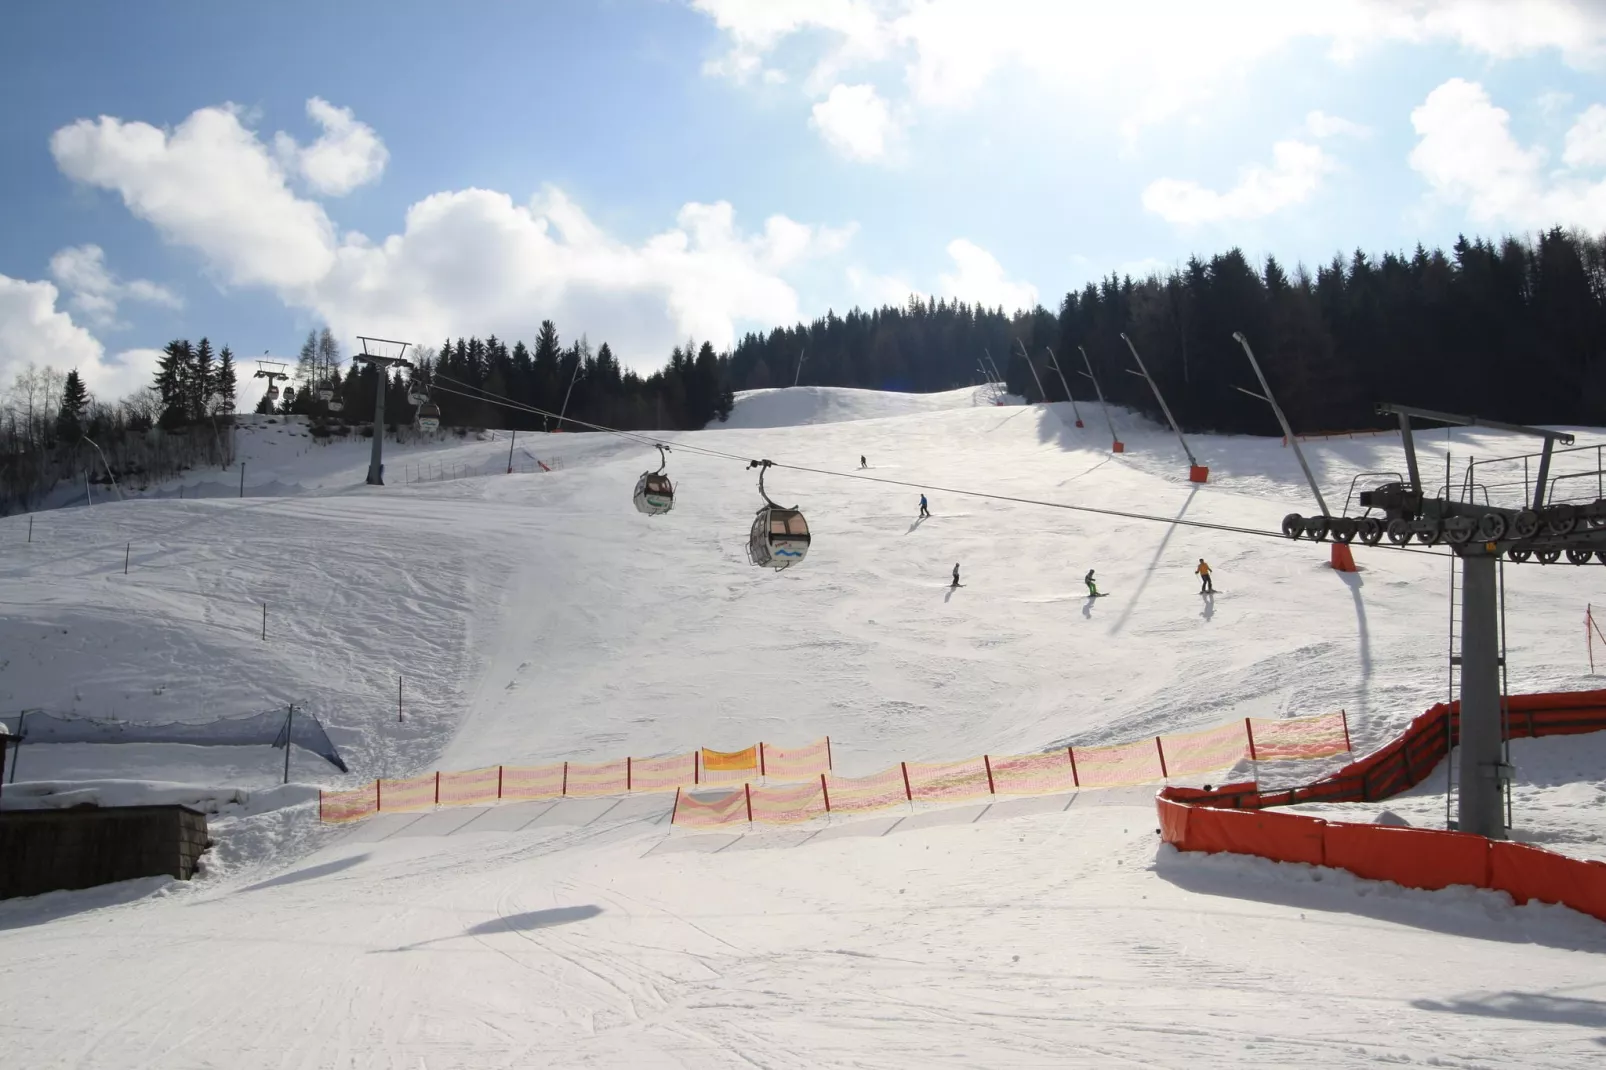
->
[919,494,930,519]
[952,563,961,588]
[1085,569,1099,597]
[1197,558,1214,594]
[860,455,867,469]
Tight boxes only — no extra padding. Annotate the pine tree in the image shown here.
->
[55,369,88,442]
[154,339,193,429]
[191,338,215,422]
[216,347,237,414]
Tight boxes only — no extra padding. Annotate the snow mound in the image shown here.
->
[716,384,1012,429]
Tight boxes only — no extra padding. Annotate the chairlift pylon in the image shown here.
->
[633,444,675,516]
[746,459,810,569]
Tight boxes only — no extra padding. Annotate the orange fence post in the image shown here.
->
[901,761,913,801]
[497,765,504,799]
[1341,710,1353,754]
[561,761,568,796]
[759,742,766,776]
[826,736,832,769]
[983,755,996,794]
[1244,718,1258,761]
[1067,746,1079,787]
[820,773,831,812]
[744,783,754,823]
[670,786,681,825]
[627,756,633,791]
[1155,737,1168,778]
[375,778,382,811]
[434,771,441,806]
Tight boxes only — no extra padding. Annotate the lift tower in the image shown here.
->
[1279,404,1606,839]
[353,337,414,486]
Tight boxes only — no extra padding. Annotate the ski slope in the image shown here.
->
[3,387,1606,1068]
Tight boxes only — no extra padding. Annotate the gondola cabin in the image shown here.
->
[633,472,674,515]
[749,506,810,569]
[416,401,440,433]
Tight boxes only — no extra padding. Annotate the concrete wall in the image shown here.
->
[0,805,210,899]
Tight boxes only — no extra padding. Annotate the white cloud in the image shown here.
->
[0,274,165,403]
[1563,103,1606,168]
[48,244,181,329]
[1305,110,1371,139]
[693,1,1606,144]
[1142,140,1334,225]
[936,239,1037,311]
[52,105,339,291]
[49,100,858,369]
[273,97,389,196]
[846,265,916,307]
[1408,78,1606,229]
[810,83,896,160]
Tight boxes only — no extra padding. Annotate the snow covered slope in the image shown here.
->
[3,388,1606,1067]
[718,383,1022,428]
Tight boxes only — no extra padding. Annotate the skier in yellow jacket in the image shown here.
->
[1196,558,1214,594]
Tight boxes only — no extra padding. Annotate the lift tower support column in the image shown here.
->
[1458,548,1507,838]
[354,337,415,486]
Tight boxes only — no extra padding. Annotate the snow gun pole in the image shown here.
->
[793,346,806,387]
[507,429,516,474]
[283,704,294,784]
[1121,332,1206,482]
[1044,347,1084,426]
[1015,338,1049,403]
[1078,345,1123,452]
[1232,333,1328,516]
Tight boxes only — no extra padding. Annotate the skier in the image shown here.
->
[1196,558,1214,594]
[952,563,961,588]
[919,493,930,519]
[1085,568,1099,597]
[860,455,867,469]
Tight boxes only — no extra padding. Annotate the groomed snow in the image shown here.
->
[2,388,1605,1067]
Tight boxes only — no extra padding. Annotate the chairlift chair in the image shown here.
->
[327,399,344,413]
[417,401,440,433]
[318,387,334,402]
[633,444,675,515]
[408,385,431,405]
[266,385,280,401]
[746,460,810,569]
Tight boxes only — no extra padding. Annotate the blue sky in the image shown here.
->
[2,0,1604,409]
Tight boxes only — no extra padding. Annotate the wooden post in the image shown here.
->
[319,789,324,822]
[497,765,504,800]
[261,603,267,641]
[744,783,753,823]
[983,755,996,794]
[820,773,831,812]
[759,742,766,777]
[239,462,245,498]
[694,750,700,785]
[825,735,832,769]
[1067,746,1079,787]
[627,756,633,791]
[561,761,568,796]
[1244,718,1258,761]
[1155,737,1168,779]
[434,770,441,806]
[124,542,130,575]
[376,778,382,811]
[27,515,32,543]
[670,786,681,825]
[901,761,913,801]
[398,675,403,723]
[1340,709,1353,754]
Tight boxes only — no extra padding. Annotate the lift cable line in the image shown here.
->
[424,371,1470,561]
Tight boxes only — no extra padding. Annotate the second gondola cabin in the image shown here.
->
[745,459,809,569]
[633,445,675,515]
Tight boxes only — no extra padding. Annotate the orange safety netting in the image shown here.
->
[750,779,828,823]
[322,785,378,823]
[905,758,994,803]
[565,759,629,797]
[990,750,1078,796]
[761,737,831,780]
[630,753,697,793]
[501,763,565,802]
[1073,739,1165,788]
[1161,722,1250,778]
[700,744,759,782]
[673,787,749,827]
[1249,712,1349,761]
[822,766,909,814]
[378,772,438,813]
[438,766,502,807]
